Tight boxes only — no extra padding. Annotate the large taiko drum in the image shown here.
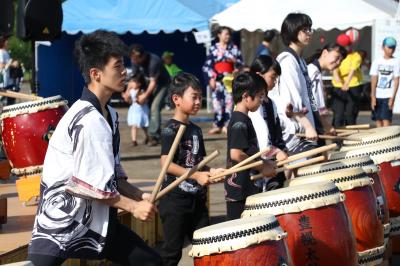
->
[288,168,384,266]
[242,181,357,266]
[189,215,291,266]
[1,96,68,173]
[330,142,400,255]
[297,156,391,264]
[297,156,389,225]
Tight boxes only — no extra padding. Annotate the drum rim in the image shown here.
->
[1,95,68,118]
[343,126,400,147]
[189,215,287,257]
[290,168,372,191]
[244,185,341,212]
[192,219,280,246]
[357,245,385,265]
[330,143,400,164]
[297,156,377,176]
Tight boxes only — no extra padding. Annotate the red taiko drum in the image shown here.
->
[242,181,357,266]
[1,96,68,172]
[298,155,389,225]
[189,215,291,266]
[289,168,385,265]
[330,141,400,254]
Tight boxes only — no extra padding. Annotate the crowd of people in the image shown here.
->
[0,35,25,105]
[5,10,396,266]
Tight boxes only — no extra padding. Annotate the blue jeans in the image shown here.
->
[148,84,168,139]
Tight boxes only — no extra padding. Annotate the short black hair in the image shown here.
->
[232,71,266,104]
[127,73,146,88]
[281,13,312,46]
[263,30,276,42]
[129,43,145,57]
[74,30,127,84]
[170,72,202,107]
[305,43,348,64]
[250,55,281,76]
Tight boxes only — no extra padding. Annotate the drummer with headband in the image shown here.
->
[27,30,162,266]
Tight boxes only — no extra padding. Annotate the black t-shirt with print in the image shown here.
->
[225,111,261,201]
[161,119,207,196]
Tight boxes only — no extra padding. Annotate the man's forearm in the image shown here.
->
[117,178,144,201]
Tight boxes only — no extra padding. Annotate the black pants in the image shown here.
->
[226,200,246,221]
[158,192,209,266]
[28,222,162,266]
[331,85,363,128]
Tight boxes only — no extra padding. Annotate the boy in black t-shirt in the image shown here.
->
[159,72,224,266]
[225,72,276,220]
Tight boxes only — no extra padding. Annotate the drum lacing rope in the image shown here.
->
[390,224,400,234]
[297,159,375,177]
[2,97,66,114]
[330,172,369,185]
[244,187,340,211]
[345,132,400,147]
[334,145,400,160]
[12,168,42,176]
[192,220,280,245]
[358,252,384,264]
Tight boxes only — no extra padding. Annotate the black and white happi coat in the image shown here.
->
[28,88,126,259]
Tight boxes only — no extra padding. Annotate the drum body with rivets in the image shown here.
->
[1,96,68,172]
[289,168,384,265]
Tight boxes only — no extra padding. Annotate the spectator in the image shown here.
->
[370,37,400,127]
[129,44,171,146]
[203,26,243,134]
[162,51,182,77]
[331,33,364,127]
[10,60,24,92]
[255,30,276,58]
[0,35,14,105]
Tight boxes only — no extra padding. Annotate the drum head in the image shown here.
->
[189,215,286,257]
[342,126,400,150]
[242,181,343,217]
[329,142,400,165]
[1,95,68,119]
[289,167,372,192]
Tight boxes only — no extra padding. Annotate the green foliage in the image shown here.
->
[7,37,31,70]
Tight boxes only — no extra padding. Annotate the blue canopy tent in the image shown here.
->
[37,0,237,103]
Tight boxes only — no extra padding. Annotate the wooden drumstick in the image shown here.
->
[250,156,326,180]
[0,90,43,101]
[155,150,219,201]
[344,124,370,129]
[210,160,264,182]
[336,131,359,137]
[277,143,337,167]
[230,147,271,170]
[295,133,361,141]
[150,124,186,203]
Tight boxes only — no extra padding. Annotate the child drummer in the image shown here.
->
[158,72,224,266]
[225,71,276,220]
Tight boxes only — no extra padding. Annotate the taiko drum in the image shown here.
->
[242,181,357,266]
[189,215,291,266]
[1,96,68,171]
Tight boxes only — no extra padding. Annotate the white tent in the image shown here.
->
[211,0,399,31]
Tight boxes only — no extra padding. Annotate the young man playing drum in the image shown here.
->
[27,30,162,266]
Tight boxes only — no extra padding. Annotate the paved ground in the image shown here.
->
[6,83,400,265]
[116,107,400,266]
